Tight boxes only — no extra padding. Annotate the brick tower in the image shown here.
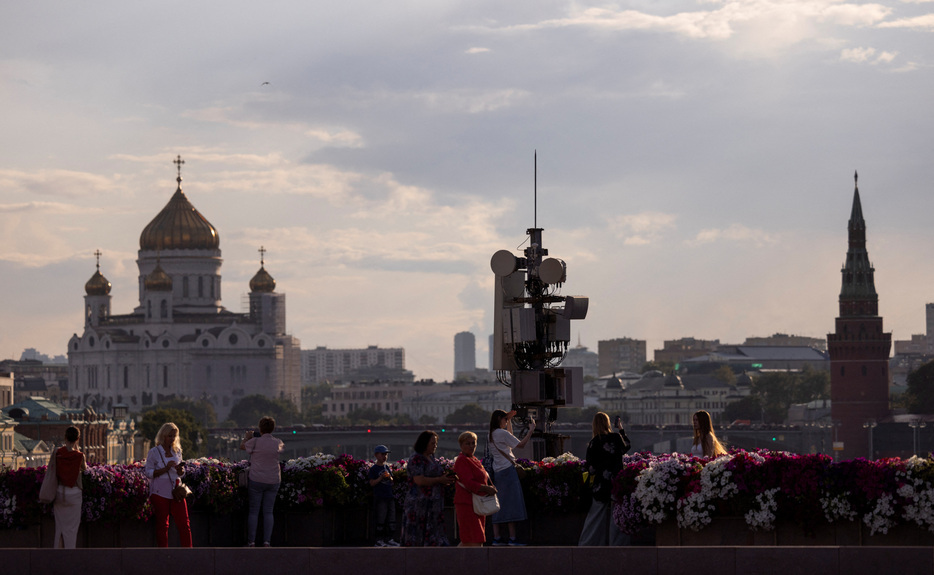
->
[828,173,891,460]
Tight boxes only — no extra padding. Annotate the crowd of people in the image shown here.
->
[37,408,728,548]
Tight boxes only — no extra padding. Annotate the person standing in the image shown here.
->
[691,410,727,458]
[240,416,284,547]
[489,409,534,546]
[578,413,630,546]
[402,430,455,546]
[51,426,86,548]
[453,431,497,547]
[367,444,399,547]
[145,422,192,547]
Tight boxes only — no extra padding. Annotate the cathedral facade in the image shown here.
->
[67,159,301,421]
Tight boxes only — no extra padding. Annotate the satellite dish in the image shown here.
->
[491,250,518,276]
[540,258,566,284]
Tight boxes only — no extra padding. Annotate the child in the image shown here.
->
[367,445,399,547]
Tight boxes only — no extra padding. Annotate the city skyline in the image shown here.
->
[3,2,934,382]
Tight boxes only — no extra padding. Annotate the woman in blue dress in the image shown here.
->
[403,430,455,546]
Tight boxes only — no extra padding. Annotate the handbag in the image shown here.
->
[172,481,192,502]
[39,449,59,503]
[472,493,500,516]
[458,481,500,516]
[159,449,191,502]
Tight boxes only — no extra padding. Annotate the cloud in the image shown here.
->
[688,224,776,247]
[0,201,105,215]
[487,1,892,43]
[608,212,677,246]
[0,169,119,198]
[465,47,491,54]
[414,88,530,114]
[877,13,934,30]
[840,46,899,65]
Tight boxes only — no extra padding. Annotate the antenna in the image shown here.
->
[534,150,537,229]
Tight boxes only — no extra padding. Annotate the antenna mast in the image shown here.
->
[534,150,537,229]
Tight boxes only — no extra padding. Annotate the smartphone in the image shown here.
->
[614,415,621,427]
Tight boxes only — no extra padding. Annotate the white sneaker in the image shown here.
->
[375,539,388,547]
[384,538,401,547]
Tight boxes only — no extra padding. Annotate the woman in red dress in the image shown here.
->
[453,431,498,546]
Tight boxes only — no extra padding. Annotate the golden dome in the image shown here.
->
[139,179,219,251]
[249,266,276,293]
[85,270,111,296]
[144,263,173,292]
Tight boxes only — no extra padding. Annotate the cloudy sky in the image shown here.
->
[2,1,933,380]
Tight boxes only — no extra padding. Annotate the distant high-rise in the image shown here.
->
[598,338,647,376]
[828,173,891,461]
[454,332,476,380]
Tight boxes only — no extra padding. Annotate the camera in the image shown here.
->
[252,430,261,438]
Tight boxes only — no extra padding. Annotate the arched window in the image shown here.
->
[124,366,129,388]
[198,276,204,297]
[147,300,152,319]
[160,299,168,318]
[183,276,189,297]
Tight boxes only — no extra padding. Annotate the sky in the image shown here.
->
[2,1,934,382]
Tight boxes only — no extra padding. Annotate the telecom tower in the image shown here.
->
[490,154,589,458]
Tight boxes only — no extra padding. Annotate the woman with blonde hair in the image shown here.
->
[578,412,630,546]
[453,431,497,547]
[144,422,192,547]
[691,410,727,458]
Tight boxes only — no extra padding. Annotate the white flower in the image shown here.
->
[744,488,780,531]
[862,493,895,536]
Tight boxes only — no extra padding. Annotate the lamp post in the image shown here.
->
[863,420,878,460]
[909,419,927,457]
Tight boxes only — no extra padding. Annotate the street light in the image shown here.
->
[863,420,878,460]
[909,419,927,457]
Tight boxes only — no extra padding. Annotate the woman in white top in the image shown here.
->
[240,416,285,547]
[488,408,535,546]
[144,422,192,547]
[691,410,727,458]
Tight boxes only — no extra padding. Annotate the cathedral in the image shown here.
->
[67,157,301,421]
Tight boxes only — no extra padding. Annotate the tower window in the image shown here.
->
[198,276,204,297]
[160,300,168,318]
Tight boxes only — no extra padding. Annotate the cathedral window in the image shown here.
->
[147,300,152,319]
[198,276,204,297]
[160,300,168,318]
[123,366,128,388]
[183,276,189,297]
[163,366,169,388]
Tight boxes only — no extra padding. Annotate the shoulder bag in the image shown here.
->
[458,481,500,516]
[38,449,59,503]
[159,449,192,502]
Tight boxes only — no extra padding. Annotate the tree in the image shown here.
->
[906,360,934,414]
[301,382,333,423]
[228,395,300,428]
[745,367,830,423]
[722,395,763,423]
[445,403,490,424]
[156,396,217,429]
[347,407,387,425]
[711,365,736,386]
[139,408,205,457]
[418,414,438,425]
[641,360,676,374]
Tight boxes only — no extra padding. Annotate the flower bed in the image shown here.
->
[4,449,934,542]
[613,450,934,537]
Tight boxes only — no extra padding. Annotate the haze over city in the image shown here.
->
[2,1,934,381]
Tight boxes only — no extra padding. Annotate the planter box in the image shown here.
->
[656,517,934,546]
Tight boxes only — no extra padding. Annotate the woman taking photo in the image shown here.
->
[578,413,630,546]
[240,416,284,547]
[50,426,86,548]
[403,430,455,546]
[145,422,192,547]
[691,410,727,458]
[489,409,534,546]
[453,431,497,547]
